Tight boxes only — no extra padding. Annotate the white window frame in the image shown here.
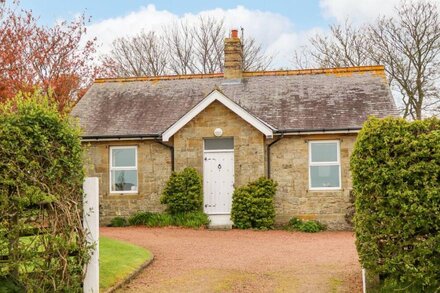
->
[308,140,341,190]
[109,146,138,194]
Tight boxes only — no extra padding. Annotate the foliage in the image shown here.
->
[109,217,128,227]
[285,217,326,233]
[344,190,355,226]
[351,116,440,288]
[128,211,209,229]
[160,167,203,214]
[0,2,101,112]
[0,92,91,292]
[231,177,277,230]
[99,237,152,290]
[171,212,210,228]
[128,212,173,227]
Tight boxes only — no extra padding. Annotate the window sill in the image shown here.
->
[108,192,139,198]
[308,188,343,192]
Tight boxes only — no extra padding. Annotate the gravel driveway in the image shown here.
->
[101,227,362,293]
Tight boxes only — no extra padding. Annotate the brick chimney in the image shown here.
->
[224,29,243,79]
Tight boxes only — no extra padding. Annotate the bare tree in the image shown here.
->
[103,31,168,77]
[369,1,440,119]
[294,1,440,119]
[310,20,371,68]
[104,16,272,77]
[192,16,225,74]
[164,20,196,75]
[242,36,273,71]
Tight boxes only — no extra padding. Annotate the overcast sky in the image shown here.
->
[19,0,403,68]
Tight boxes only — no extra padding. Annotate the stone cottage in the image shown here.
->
[72,30,397,230]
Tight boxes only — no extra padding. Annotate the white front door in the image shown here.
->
[203,151,234,215]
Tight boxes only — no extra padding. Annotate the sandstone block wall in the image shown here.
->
[84,140,171,225]
[173,100,266,187]
[269,134,357,230]
[85,101,357,230]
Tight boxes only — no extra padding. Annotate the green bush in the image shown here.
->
[286,217,326,233]
[0,93,91,292]
[172,212,210,228]
[109,217,128,227]
[128,212,173,227]
[160,167,203,214]
[351,117,440,288]
[231,177,277,229]
[127,211,209,228]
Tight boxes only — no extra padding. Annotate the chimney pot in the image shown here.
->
[231,29,238,38]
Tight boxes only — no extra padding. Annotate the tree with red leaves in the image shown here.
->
[0,2,99,112]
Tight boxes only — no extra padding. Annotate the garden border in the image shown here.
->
[104,254,155,293]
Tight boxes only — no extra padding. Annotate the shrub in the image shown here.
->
[286,217,326,233]
[127,211,209,228]
[109,217,128,227]
[172,212,209,228]
[160,167,203,214]
[344,190,355,226]
[351,117,440,288]
[128,212,173,227]
[231,177,277,229]
[0,93,91,291]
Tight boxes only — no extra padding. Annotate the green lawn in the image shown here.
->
[100,236,152,291]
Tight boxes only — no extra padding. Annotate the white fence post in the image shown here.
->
[83,177,99,293]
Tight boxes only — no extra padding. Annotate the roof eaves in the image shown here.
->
[81,133,160,141]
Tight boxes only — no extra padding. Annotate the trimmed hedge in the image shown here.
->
[160,167,203,214]
[351,117,440,288]
[231,177,277,229]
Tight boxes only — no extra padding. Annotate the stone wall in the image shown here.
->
[269,134,357,230]
[173,100,266,187]
[84,140,172,225]
[85,102,357,229]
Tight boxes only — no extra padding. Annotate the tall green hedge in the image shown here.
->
[231,177,277,229]
[160,167,203,214]
[351,117,440,288]
[0,93,91,292]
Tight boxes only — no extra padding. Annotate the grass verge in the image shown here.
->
[100,236,152,291]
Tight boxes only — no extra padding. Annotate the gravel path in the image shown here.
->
[101,227,362,293]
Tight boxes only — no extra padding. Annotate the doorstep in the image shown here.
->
[208,214,233,230]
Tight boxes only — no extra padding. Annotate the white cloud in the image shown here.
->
[319,0,401,23]
[85,4,319,69]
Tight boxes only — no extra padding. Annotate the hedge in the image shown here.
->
[351,117,439,288]
[231,177,277,229]
[0,93,91,291]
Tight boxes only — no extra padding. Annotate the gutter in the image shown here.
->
[267,134,284,179]
[275,127,361,135]
[81,134,160,142]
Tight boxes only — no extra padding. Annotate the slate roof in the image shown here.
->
[71,66,398,138]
